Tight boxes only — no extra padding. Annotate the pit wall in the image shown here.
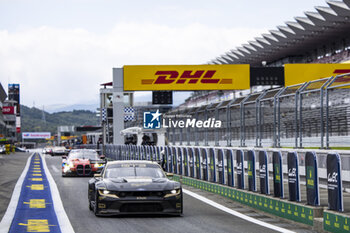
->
[173,175,350,233]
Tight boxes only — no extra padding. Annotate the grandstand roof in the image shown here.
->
[210,0,350,66]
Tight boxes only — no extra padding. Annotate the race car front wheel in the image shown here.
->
[89,199,93,211]
[93,190,101,216]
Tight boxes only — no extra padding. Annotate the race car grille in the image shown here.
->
[120,203,163,212]
[76,165,84,175]
[117,191,164,197]
[76,165,91,176]
[85,165,92,175]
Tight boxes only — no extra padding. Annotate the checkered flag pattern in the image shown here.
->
[124,107,135,121]
[102,108,107,122]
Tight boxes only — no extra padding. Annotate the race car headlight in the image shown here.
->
[164,189,181,198]
[94,163,104,168]
[98,189,119,198]
[101,190,109,194]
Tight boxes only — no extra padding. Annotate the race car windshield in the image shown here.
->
[105,164,165,179]
[69,151,99,160]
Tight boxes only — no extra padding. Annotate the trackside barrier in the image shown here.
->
[133,145,137,160]
[128,145,132,160]
[151,146,156,161]
[106,145,350,232]
[259,151,269,195]
[183,148,189,176]
[146,146,150,160]
[226,149,234,187]
[217,149,225,185]
[327,153,343,212]
[188,147,195,178]
[201,148,209,181]
[138,146,142,160]
[121,145,125,160]
[164,147,169,172]
[195,148,201,180]
[141,146,146,160]
[287,152,300,202]
[236,150,244,189]
[273,151,284,198]
[177,147,182,175]
[209,148,216,183]
[155,147,160,161]
[194,147,202,179]
[172,147,178,174]
[305,152,320,206]
[168,147,174,173]
[247,150,256,192]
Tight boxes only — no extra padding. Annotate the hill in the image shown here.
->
[21,105,99,134]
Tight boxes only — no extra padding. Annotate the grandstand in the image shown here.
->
[210,0,350,66]
[167,0,350,148]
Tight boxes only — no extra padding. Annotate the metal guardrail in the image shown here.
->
[168,73,350,149]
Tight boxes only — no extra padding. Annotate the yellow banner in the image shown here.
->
[123,64,250,91]
[285,64,350,86]
[61,136,76,140]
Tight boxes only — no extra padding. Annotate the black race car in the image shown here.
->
[88,160,183,216]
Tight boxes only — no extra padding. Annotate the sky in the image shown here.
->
[0,0,328,111]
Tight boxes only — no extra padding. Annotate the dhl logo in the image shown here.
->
[141,70,232,85]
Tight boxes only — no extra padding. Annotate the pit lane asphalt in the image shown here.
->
[44,154,286,233]
[0,152,32,221]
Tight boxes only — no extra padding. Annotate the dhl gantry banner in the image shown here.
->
[285,63,350,86]
[123,64,250,91]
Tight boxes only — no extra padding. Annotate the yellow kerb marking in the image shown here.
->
[34,165,40,167]
[33,170,41,173]
[33,167,41,170]
[31,178,43,181]
[24,199,46,208]
[27,184,44,190]
[34,159,40,161]
[33,174,42,176]
[34,162,40,164]
[18,219,54,232]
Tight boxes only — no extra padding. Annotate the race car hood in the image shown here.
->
[103,177,179,191]
[69,158,91,164]
[68,158,105,165]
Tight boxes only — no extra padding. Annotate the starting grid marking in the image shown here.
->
[7,153,61,233]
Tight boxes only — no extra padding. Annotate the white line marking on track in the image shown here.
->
[51,165,60,173]
[183,189,296,233]
[41,153,75,233]
[0,153,34,233]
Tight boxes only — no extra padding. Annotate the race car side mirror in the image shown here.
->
[94,173,101,178]
[62,155,67,159]
[99,155,105,159]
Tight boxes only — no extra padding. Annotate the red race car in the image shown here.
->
[62,149,106,177]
